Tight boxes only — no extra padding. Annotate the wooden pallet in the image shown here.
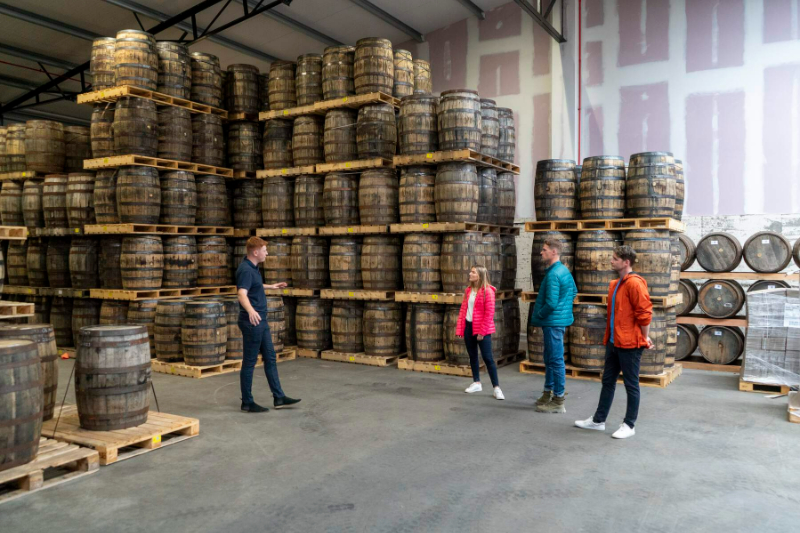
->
[397,351,525,377]
[0,226,28,239]
[151,350,296,378]
[296,348,322,359]
[390,221,498,234]
[521,291,682,308]
[255,165,318,178]
[29,227,82,237]
[0,301,34,317]
[84,223,233,236]
[265,287,320,297]
[77,85,228,117]
[789,392,799,424]
[227,112,259,121]
[256,227,319,237]
[680,271,798,281]
[678,356,742,373]
[42,405,199,466]
[89,286,236,301]
[1,285,38,295]
[316,158,394,174]
[519,360,682,388]
[320,350,406,367]
[318,225,390,236]
[39,288,91,298]
[313,92,400,113]
[0,171,41,181]
[738,380,794,394]
[524,218,685,232]
[676,314,747,327]
[233,229,256,237]
[231,170,258,179]
[393,149,520,174]
[84,155,234,178]
[0,437,99,505]
[260,102,318,120]
[320,289,395,300]
[395,289,521,304]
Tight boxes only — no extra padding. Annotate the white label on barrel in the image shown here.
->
[762,239,770,244]
[715,331,722,336]
[724,303,732,307]
[677,331,681,336]
[711,240,718,244]
[769,285,775,289]
[714,284,722,289]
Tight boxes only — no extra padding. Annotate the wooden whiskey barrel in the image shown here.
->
[189,52,223,108]
[0,126,7,173]
[625,152,676,218]
[441,232,483,293]
[121,236,163,290]
[114,29,157,90]
[676,279,698,316]
[477,168,498,224]
[162,236,197,289]
[195,175,228,227]
[228,122,262,171]
[45,238,70,288]
[323,109,357,163]
[72,299,102,347]
[392,49,414,98]
[99,237,123,289]
[117,166,160,224]
[322,45,355,99]
[0,181,23,226]
[435,162,479,222]
[402,233,441,291]
[530,231,574,291]
[676,323,699,361]
[640,307,666,375]
[90,104,115,158]
[64,126,92,173]
[438,89,482,151]
[268,61,297,110]
[678,233,696,271]
[155,41,190,99]
[159,171,196,225]
[49,297,73,348]
[266,296,286,352]
[673,159,685,221]
[197,236,229,287]
[291,236,329,289]
[490,304,504,361]
[742,231,792,273]
[258,71,269,111]
[624,229,672,297]
[292,115,325,166]
[0,339,42,472]
[413,59,432,94]
[90,37,116,90]
[398,94,438,155]
[698,326,744,365]
[502,298,521,355]
[329,237,362,289]
[496,172,516,226]
[157,106,192,162]
[233,179,261,229]
[579,155,626,219]
[362,235,402,290]
[264,238,292,286]
[294,174,325,227]
[66,172,96,227]
[262,119,294,169]
[356,103,397,159]
[399,166,436,223]
[24,120,65,174]
[695,232,742,272]
[7,241,28,286]
[670,233,681,294]
[444,304,469,365]
[99,300,129,325]
[225,64,260,114]
[126,299,157,352]
[331,300,364,353]
[296,54,323,105]
[182,301,226,366]
[748,279,791,293]
[42,174,68,228]
[191,114,224,167]
[697,279,746,318]
[296,298,332,350]
[26,239,48,287]
[406,303,444,361]
[573,231,621,294]
[480,99,500,157]
[154,300,185,362]
[354,37,393,95]
[6,125,25,172]
[794,238,800,269]
[22,179,44,228]
[69,238,99,289]
[221,298,242,361]
[535,159,577,221]
[29,296,51,325]
[665,307,677,368]
[323,172,359,226]
[480,233,503,289]
[364,301,404,356]
[283,296,297,346]
[0,325,57,421]
[500,234,517,291]
[359,168,399,224]
[113,98,157,157]
[262,176,294,228]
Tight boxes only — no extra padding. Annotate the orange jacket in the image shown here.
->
[603,273,653,348]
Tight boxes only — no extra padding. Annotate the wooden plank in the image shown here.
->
[0,226,28,239]
[265,287,319,297]
[521,291,681,308]
[233,229,255,237]
[39,288,91,298]
[0,437,99,505]
[42,405,199,466]
[680,271,796,281]
[77,85,228,117]
[389,222,484,234]
[789,392,800,424]
[232,170,258,179]
[84,155,234,178]
[312,92,400,113]
[678,356,741,373]
[151,351,294,379]
[255,165,318,178]
[677,314,747,327]
[0,301,34,316]
[738,380,793,394]
[259,103,320,120]
[89,286,236,301]
[320,350,406,367]
[227,112,259,122]
[84,223,233,236]
[320,289,395,300]
[1,285,38,295]
[316,158,394,174]
[524,218,684,233]
[393,149,521,174]
[397,351,524,377]
[296,348,321,359]
[395,291,463,304]
[318,225,390,236]
[256,227,318,237]
[29,227,82,237]
[519,360,682,388]
[0,171,42,182]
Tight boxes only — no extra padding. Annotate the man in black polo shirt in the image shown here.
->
[237,236,300,413]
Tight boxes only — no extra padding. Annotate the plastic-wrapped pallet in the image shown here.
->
[742,288,800,387]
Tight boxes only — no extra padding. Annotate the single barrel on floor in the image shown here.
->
[182,301,227,366]
[0,339,42,473]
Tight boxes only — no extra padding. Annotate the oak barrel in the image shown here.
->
[25,120,65,174]
[676,279,698,316]
[530,231,574,291]
[359,168,399,224]
[232,179,261,230]
[120,236,163,290]
[331,300,364,353]
[163,235,197,289]
[480,233,503,289]
[155,41,191,99]
[673,159,685,220]
[228,122,262,171]
[528,321,570,364]
[189,52,223,108]
[127,299,157,352]
[399,166,436,223]
[182,301,226,366]
[623,229,672,297]
[0,181,23,226]
[42,174,68,228]
[748,279,791,293]
[742,231,792,273]
[444,304,469,365]
[283,296,297,347]
[197,236,229,287]
[329,237,362,289]
[195,175,228,226]
[157,106,192,162]
[291,236,329,289]
[160,170,196,226]
[413,59,432,94]
[22,179,44,228]
[323,172,359,226]
[480,99,500,157]
[26,238,48,287]
[191,114,224,167]
[221,298,242,361]
[625,152,676,218]
[678,233,696,271]
[296,54,323,105]
[500,233,517,291]
[7,241,28,286]
[579,155,626,219]
[356,103,397,160]
[398,94,438,155]
[0,339,42,472]
[262,176,295,228]
[402,233,441,291]
[90,37,116,90]
[405,303,444,362]
[113,97,158,157]
[665,307,677,368]
[695,232,742,272]
[72,299,102,347]
[697,279,745,318]
[154,300,185,362]
[698,326,744,365]
[441,232,483,293]
[266,296,286,352]
[361,235,402,290]
[66,172,96,227]
[535,159,577,221]
[64,126,92,174]
[502,298,521,356]
[393,50,414,98]
[574,230,621,294]
[69,238,99,289]
[99,300,129,325]
[641,307,666,375]
[794,238,800,269]
[364,301,404,356]
[477,167,498,224]
[354,37,393,95]
[117,165,160,224]
[49,297,73,348]
[6,124,26,172]
[268,61,297,111]
[292,115,325,166]
[322,45,355,99]
[0,325,57,421]
[435,162,479,222]
[262,119,294,169]
[99,236,123,289]
[438,89,482,151]
[676,324,699,361]
[46,238,71,288]
[114,29,158,90]
[264,238,293,286]
[90,103,115,159]
[496,172,516,226]
[323,109,358,163]
[225,64,260,114]
[29,296,51,325]
[294,174,325,227]
[296,298,332,350]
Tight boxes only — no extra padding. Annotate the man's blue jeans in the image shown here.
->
[238,317,285,404]
[542,326,566,397]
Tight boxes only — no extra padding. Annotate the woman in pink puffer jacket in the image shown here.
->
[456,265,504,400]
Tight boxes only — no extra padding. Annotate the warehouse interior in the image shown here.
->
[1,1,799,531]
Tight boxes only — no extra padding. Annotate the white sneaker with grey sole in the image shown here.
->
[493,387,505,400]
[465,382,482,393]
[611,423,635,439]
[574,417,605,431]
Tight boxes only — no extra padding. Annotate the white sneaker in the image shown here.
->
[493,387,505,400]
[612,423,635,439]
[465,382,483,394]
[574,417,605,431]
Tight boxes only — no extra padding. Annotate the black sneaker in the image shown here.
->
[274,396,301,409]
[241,402,269,413]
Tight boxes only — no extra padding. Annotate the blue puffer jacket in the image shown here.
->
[530,261,577,327]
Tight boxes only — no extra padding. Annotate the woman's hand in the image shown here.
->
[477,335,484,341]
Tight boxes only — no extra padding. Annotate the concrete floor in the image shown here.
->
[4,357,800,532]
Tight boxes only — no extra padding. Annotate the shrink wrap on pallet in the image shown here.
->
[741,288,800,387]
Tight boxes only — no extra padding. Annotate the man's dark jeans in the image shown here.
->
[593,343,643,428]
[238,316,285,404]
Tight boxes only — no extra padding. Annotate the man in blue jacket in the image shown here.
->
[530,237,577,413]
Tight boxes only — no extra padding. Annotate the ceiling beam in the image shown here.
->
[514,0,565,43]
[237,0,342,46]
[0,2,100,41]
[348,0,424,42]
[454,0,486,20]
[0,43,79,71]
[104,0,280,62]
[0,74,78,96]
[3,109,90,127]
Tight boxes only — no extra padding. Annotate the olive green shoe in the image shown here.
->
[535,391,552,406]
[535,395,566,414]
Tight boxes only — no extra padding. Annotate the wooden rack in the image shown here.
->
[393,149,519,174]
[77,85,228,118]
[522,291,683,308]
[84,155,234,178]
[84,224,233,236]
[259,92,400,121]
[524,217,684,232]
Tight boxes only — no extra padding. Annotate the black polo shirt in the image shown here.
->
[236,258,266,320]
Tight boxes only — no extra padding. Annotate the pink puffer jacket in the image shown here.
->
[455,285,497,337]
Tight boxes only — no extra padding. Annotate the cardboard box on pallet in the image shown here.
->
[742,288,800,386]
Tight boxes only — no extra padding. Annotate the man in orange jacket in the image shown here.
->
[575,245,654,439]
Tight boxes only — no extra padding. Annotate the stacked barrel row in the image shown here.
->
[0,120,88,174]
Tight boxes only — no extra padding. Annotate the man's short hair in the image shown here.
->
[614,245,637,265]
[542,237,563,255]
[246,236,267,254]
